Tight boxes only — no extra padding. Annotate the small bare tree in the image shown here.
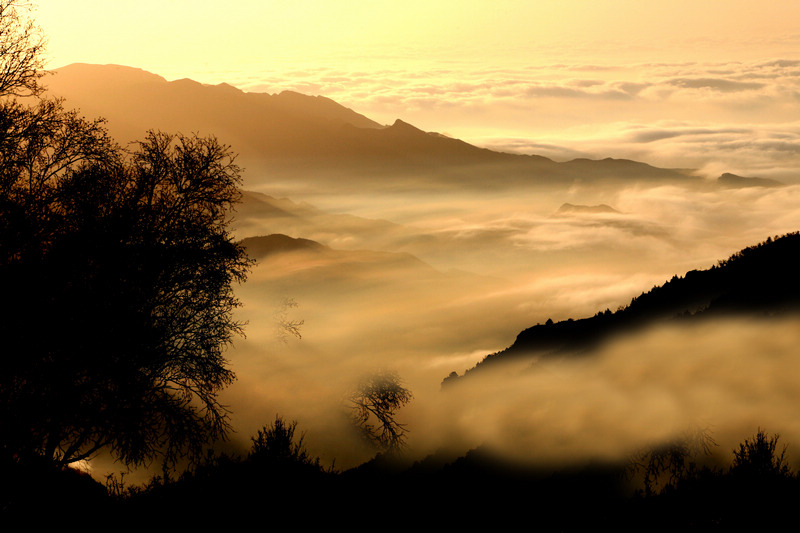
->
[274,297,303,343]
[628,426,717,496]
[349,371,413,453]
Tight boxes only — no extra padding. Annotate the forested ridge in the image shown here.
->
[453,231,800,380]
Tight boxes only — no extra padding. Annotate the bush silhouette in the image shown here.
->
[249,415,321,469]
[730,428,791,478]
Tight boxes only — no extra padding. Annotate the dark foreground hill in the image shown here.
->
[9,425,800,530]
[450,231,800,380]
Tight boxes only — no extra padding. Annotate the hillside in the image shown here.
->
[450,232,800,380]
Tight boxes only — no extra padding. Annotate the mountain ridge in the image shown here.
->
[445,231,800,384]
[44,63,726,191]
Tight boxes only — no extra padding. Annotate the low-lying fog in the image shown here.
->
[215,179,800,471]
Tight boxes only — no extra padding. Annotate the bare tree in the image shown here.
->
[349,371,413,453]
[274,297,304,343]
[0,0,45,97]
[628,426,717,496]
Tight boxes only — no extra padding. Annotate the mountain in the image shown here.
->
[239,232,439,282]
[555,203,620,215]
[447,232,800,382]
[43,63,381,174]
[232,190,409,247]
[45,63,702,190]
[717,173,785,189]
[239,234,327,259]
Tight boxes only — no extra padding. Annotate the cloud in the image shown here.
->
[88,57,800,478]
[215,59,800,181]
[666,77,766,92]
[431,317,800,466]
[479,122,800,182]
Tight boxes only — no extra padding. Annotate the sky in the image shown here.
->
[33,1,800,179]
[26,1,800,476]
[35,1,800,70]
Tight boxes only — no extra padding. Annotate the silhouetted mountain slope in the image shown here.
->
[239,232,440,286]
[239,234,327,259]
[453,232,800,379]
[717,172,785,188]
[45,63,382,174]
[45,64,705,190]
[561,157,691,183]
[233,190,408,248]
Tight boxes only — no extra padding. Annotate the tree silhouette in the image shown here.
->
[0,4,251,469]
[628,426,717,496]
[0,1,45,97]
[349,371,413,453]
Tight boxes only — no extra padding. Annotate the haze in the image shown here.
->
[30,2,800,477]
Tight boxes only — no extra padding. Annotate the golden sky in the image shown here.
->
[32,2,800,179]
[36,1,800,79]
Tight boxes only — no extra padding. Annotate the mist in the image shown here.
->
[49,61,800,483]
[421,316,800,467]
[210,178,800,471]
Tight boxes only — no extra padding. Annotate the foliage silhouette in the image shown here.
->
[0,5,251,469]
[730,427,791,478]
[349,371,413,453]
[250,415,319,468]
[627,428,799,529]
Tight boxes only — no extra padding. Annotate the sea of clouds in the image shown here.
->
[88,56,800,480]
[216,59,800,182]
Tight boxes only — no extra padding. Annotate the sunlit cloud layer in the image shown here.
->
[221,59,800,181]
[431,317,800,467]
[208,179,800,470]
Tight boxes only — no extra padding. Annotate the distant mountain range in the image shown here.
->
[446,232,800,383]
[43,63,782,191]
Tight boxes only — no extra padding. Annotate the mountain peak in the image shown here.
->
[49,63,167,87]
[390,119,422,131]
